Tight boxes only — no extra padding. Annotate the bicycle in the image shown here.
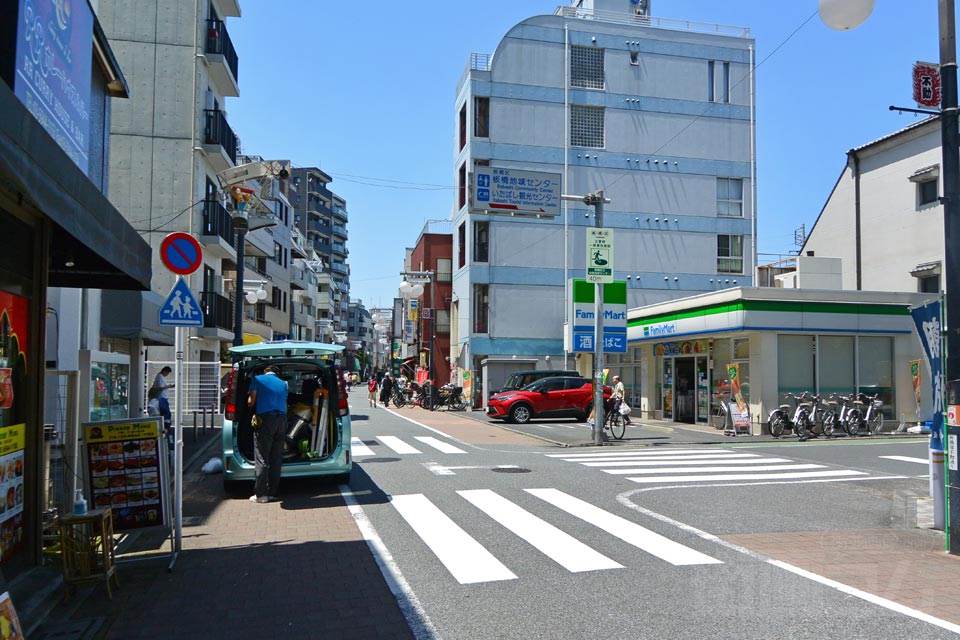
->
[848,392,884,436]
[605,402,626,440]
[710,393,729,430]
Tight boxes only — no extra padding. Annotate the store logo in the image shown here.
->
[643,322,677,337]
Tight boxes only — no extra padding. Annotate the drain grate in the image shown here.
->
[492,467,531,474]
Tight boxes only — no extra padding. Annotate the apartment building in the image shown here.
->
[451,0,756,390]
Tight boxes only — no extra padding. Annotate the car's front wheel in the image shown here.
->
[509,403,533,424]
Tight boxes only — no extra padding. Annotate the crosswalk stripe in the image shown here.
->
[615,464,825,475]
[414,436,467,454]
[526,488,722,566]
[351,437,375,457]
[459,490,623,573]
[579,454,762,466]
[588,457,791,468]
[390,494,517,584]
[378,436,422,455]
[625,469,868,484]
[879,455,928,465]
[549,449,740,459]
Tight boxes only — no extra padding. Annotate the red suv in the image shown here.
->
[486,376,611,424]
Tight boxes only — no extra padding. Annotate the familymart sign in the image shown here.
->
[569,279,627,353]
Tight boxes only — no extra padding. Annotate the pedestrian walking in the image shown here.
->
[151,366,174,452]
[247,365,288,504]
[367,376,378,407]
[380,372,393,405]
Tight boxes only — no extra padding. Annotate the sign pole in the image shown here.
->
[174,326,183,554]
[592,191,606,445]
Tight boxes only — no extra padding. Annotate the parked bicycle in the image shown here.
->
[822,393,856,438]
[424,382,467,411]
[848,392,884,436]
[768,392,813,440]
[710,393,730,430]
[391,384,407,408]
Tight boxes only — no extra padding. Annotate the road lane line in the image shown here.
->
[625,469,867,483]
[616,464,824,475]
[378,436,422,455]
[351,437,376,457]
[414,436,467,454]
[340,489,440,640]
[390,494,516,584]
[879,455,928,464]
[526,488,722,566]
[459,490,623,573]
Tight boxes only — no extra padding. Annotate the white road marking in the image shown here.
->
[626,469,867,483]
[590,457,791,469]
[423,463,521,476]
[526,488,722,566]
[414,436,467,454]
[879,455,928,465]
[350,437,376,458]
[579,454,763,466]
[390,494,516,584]
[548,449,731,459]
[616,464,825,475]
[459,490,623,573]
[378,436,422,455]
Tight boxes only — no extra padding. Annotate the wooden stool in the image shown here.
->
[57,507,119,600]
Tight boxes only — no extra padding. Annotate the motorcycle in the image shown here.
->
[424,382,467,411]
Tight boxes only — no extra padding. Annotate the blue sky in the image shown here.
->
[227,1,940,309]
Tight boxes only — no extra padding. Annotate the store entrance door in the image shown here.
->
[675,358,695,423]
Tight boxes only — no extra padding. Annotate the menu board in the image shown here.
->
[85,419,167,531]
[0,424,25,564]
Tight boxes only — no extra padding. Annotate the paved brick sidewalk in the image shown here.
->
[36,456,415,640]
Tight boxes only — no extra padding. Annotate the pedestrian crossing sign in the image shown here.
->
[159,277,204,327]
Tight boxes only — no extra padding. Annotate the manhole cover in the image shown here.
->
[492,467,531,474]
[359,457,401,463]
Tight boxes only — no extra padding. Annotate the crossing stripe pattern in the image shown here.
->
[389,488,721,584]
[351,435,467,457]
[546,448,869,485]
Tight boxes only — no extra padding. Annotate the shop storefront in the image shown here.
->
[626,288,930,430]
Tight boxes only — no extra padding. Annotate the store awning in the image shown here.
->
[911,261,942,278]
[0,84,150,291]
[100,290,175,346]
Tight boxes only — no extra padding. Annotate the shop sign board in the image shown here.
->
[84,418,169,532]
[0,424,26,564]
[159,278,203,327]
[586,228,614,284]
[913,61,941,109]
[472,168,561,216]
[570,279,626,353]
[653,339,710,357]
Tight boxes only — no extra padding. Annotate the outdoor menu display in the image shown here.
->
[85,419,168,531]
[0,424,25,564]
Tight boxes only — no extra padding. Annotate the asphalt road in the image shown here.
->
[346,402,952,640]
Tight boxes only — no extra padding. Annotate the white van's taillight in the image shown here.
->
[336,366,349,416]
[224,369,237,420]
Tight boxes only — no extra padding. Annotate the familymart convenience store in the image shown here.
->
[625,287,930,431]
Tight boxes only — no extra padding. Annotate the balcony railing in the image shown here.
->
[332,204,348,221]
[307,218,331,236]
[203,109,238,164]
[332,223,347,238]
[205,19,239,83]
[331,262,348,275]
[201,199,235,246]
[201,291,233,332]
[331,242,347,255]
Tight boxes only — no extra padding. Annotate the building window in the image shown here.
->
[272,286,282,309]
[708,61,714,102]
[918,178,938,206]
[436,258,452,282]
[474,97,489,138]
[722,61,730,103]
[473,284,489,334]
[458,161,467,210]
[474,220,489,263]
[918,274,940,293]
[717,235,743,273]
[571,105,604,148]
[571,45,604,89]
[274,242,283,264]
[717,178,743,217]
[459,103,467,151]
[436,309,451,335]
[458,222,466,269]
[629,51,639,66]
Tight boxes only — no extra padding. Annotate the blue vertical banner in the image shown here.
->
[911,299,943,448]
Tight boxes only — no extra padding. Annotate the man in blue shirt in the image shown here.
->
[247,365,288,503]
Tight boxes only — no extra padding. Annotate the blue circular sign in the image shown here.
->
[160,232,203,275]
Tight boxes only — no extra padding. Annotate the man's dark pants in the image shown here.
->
[253,412,285,498]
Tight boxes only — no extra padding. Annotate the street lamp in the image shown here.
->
[819,0,960,552]
[401,272,434,383]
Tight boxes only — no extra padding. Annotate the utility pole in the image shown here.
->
[562,189,611,445]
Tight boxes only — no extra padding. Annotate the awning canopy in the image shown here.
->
[911,261,942,278]
[0,83,151,291]
[100,290,175,346]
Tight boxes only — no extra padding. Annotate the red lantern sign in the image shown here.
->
[914,61,941,109]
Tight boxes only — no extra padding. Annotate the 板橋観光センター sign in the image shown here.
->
[471,168,560,216]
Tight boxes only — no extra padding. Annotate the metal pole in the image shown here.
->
[430,274,436,384]
[592,190,606,446]
[939,0,960,554]
[232,226,247,364]
[174,326,184,553]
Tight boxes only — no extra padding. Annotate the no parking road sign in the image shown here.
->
[160,232,203,275]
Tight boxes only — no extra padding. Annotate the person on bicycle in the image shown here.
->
[612,375,631,425]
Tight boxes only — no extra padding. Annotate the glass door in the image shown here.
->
[662,358,674,420]
[696,356,709,423]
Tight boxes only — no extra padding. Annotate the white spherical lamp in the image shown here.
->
[409,283,424,297]
[818,0,874,31]
[399,280,412,296]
